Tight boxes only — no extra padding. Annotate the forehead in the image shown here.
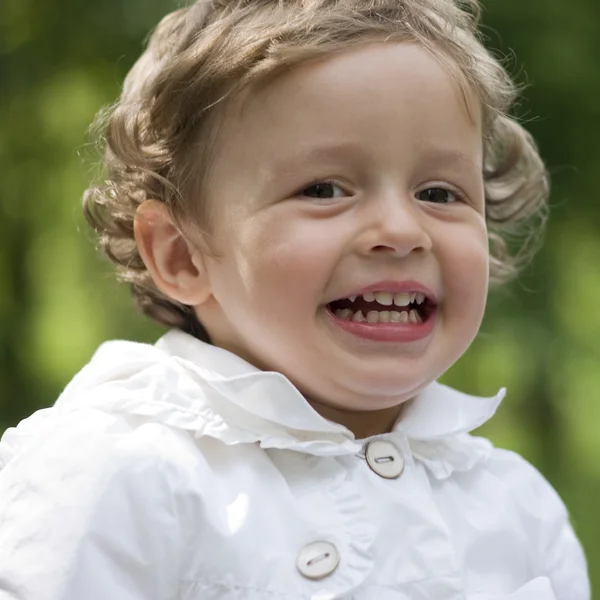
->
[210,42,482,184]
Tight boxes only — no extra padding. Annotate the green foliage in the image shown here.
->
[1,0,598,589]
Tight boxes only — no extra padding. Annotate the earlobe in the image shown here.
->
[134,200,211,306]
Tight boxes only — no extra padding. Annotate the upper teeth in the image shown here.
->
[358,291,425,306]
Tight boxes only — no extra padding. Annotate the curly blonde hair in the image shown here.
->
[83,0,548,339]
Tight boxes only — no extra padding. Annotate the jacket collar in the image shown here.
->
[154,329,505,443]
[55,328,505,469]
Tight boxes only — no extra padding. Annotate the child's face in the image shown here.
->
[195,42,488,424]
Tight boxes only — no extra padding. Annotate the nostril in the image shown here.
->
[370,244,428,254]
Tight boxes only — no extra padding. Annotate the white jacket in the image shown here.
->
[0,330,590,600]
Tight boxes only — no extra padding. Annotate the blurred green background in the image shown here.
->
[1,0,598,589]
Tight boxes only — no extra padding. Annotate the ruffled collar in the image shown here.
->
[54,329,506,478]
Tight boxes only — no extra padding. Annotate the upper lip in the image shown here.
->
[330,280,438,304]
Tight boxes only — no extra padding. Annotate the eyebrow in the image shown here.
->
[261,143,482,181]
[261,142,362,180]
[418,148,482,173]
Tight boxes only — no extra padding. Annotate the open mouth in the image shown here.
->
[326,291,436,324]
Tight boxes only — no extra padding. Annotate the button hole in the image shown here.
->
[374,456,394,464]
[307,552,330,566]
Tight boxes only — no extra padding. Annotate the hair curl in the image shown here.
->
[83,0,548,339]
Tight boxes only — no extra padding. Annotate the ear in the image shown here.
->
[134,200,211,306]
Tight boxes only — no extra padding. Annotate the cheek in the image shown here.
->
[225,213,342,311]
[449,222,489,315]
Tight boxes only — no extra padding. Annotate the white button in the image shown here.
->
[296,541,340,580]
[365,440,404,479]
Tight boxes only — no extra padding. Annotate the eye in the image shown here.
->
[301,182,347,199]
[415,187,462,204]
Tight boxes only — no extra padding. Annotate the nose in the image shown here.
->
[358,189,433,258]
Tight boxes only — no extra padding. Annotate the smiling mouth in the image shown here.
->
[326,291,436,324]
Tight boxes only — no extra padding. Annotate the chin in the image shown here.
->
[333,374,432,404]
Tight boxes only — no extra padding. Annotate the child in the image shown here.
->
[0,0,590,598]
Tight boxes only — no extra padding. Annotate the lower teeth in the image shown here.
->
[335,308,422,324]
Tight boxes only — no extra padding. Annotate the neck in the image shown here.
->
[307,398,407,439]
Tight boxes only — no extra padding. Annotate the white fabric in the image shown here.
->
[0,329,589,600]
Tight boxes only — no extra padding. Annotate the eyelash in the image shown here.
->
[415,185,467,204]
[298,181,468,205]
[299,181,349,200]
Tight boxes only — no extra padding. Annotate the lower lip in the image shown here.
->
[325,307,437,342]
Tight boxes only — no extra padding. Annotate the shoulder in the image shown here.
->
[0,406,213,584]
[466,443,588,590]
[483,447,590,598]
[0,334,211,487]
[422,437,590,597]
[0,409,204,599]
[415,434,569,531]
[416,433,575,552]
[0,406,201,510]
[438,441,571,533]
[483,447,568,523]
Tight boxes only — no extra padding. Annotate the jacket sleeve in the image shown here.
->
[493,449,590,600]
[0,409,192,600]
[539,515,590,600]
